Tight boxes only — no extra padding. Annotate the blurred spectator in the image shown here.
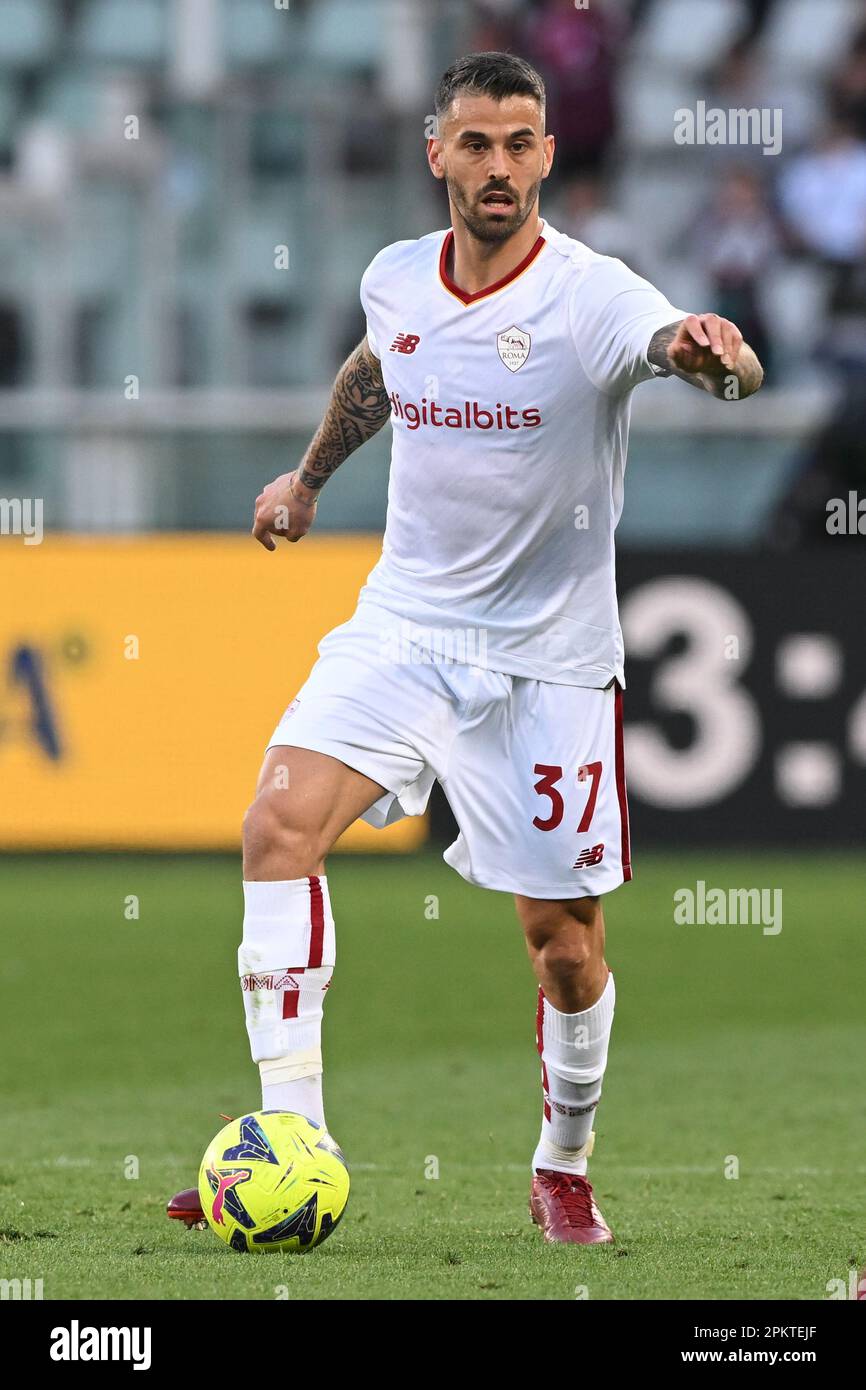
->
[768,97,866,539]
[630,0,776,39]
[554,172,641,267]
[768,381,866,546]
[778,115,866,266]
[0,304,26,386]
[524,0,623,176]
[16,121,73,197]
[467,0,524,52]
[823,251,866,378]
[688,165,779,378]
[830,23,866,143]
[342,72,394,175]
[705,35,818,156]
[707,37,766,115]
[740,0,776,40]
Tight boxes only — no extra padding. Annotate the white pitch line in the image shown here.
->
[28,1158,866,1178]
[349,1162,866,1176]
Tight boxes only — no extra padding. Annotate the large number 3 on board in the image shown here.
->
[620,577,760,808]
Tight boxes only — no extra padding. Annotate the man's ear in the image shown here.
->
[427,137,446,180]
[542,133,555,179]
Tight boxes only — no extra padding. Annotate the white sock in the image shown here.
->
[238,876,335,1129]
[532,971,616,1176]
[261,1071,325,1127]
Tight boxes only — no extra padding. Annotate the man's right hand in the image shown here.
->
[252,471,319,550]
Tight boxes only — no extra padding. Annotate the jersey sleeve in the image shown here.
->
[569,256,687,395]
[359,258,382,359]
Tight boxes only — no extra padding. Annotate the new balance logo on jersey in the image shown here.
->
[390,332,421,354]
[573,844,605,868]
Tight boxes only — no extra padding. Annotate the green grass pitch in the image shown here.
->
[1,850,863,1301]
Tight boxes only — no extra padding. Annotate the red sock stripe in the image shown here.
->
[308,875,325,968]
[536,986,551,1122]
[614,682,632,882]
[282,990,300,1020]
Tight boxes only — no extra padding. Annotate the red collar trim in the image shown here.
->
[438,229,546,305]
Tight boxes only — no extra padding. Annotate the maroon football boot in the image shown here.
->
[530,1170,615,1245]
[167,1113,235,1229]
[166,1188,206,1229]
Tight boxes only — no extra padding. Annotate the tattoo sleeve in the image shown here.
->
[647,321,764,400]
[647,322,684,378]
[298,337,391,491]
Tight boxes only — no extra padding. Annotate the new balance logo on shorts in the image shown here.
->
[390,332,421,354]
[573,844,605,869]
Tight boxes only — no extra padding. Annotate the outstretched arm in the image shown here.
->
[252,336,390,548]
[648,314,764,400]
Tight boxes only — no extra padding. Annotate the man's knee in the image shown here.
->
[517,895,602,950]
[534,934,597,992]
[518,896,604,982]
[242,788,327,876]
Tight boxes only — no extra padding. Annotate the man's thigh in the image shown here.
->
[254,745,387,836]
[442,679,631,899]
[263,608,460,830]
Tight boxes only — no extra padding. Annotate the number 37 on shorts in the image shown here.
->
[530,686,630,890]
[442,678,632,900]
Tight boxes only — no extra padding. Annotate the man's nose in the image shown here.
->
[486,149,511,182]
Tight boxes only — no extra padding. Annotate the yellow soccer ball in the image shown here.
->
[198,1111,349,1254]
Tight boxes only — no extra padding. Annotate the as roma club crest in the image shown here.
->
[497,325,531,372]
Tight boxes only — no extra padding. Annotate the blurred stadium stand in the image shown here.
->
[0,0,864,543]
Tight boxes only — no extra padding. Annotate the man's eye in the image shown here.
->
[468,143,485,152]
[511,143,527,153]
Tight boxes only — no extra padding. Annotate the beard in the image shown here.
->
[445,170,544,244]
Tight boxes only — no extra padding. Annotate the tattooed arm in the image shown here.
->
[297,336,391,491]
[252,336,390,548]
[648,314,764,400]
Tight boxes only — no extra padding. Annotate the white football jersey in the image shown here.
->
[357,218,686,687]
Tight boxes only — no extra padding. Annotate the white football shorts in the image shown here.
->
[267,601,632,900]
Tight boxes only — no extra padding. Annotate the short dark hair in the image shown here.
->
[434,51,546,122]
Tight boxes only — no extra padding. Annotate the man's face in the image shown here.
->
[428,93,554,244]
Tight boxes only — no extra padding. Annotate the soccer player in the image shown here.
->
[169,52,763,1244]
